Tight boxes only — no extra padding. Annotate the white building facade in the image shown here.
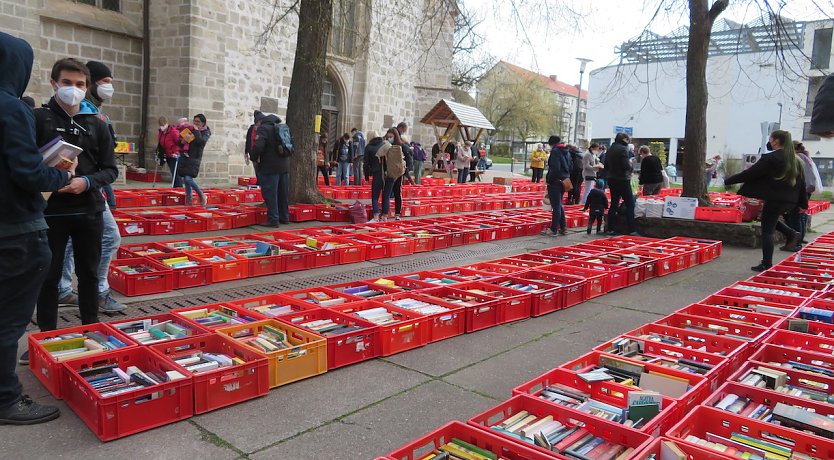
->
[587,17,834,184]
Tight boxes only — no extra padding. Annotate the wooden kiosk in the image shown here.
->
[420,99,495,181]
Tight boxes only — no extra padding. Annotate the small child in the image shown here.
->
[583,180,609,234]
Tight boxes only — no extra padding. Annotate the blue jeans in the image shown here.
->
[58,205,120,299]
[182,175,203,204]
[352,159,363,185]
[457,167,469,184]
[413,160,424,184]
[0,230,51,409]
[260,173,290,223]
[102,184,116,208]
[336,161,350,186]
[548,182,566,233]
[371,170,384,215]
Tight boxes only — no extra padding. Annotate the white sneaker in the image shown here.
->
[380,216,388,222]
[395,216,402,221]
[368,217,379,223]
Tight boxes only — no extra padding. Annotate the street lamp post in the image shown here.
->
[574,58,592,145]
[777,102,783,127]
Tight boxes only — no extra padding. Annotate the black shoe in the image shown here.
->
[751,263,771,272]
[18,351,28,365]
[784,232,801,252]
[263,221,280,228]
[0,395,60,425]
[559,229,568,235]
[279,220,290,225]
[605,230,618,236]
[586,228,592,235]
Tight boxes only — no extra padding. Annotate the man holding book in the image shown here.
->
[0,32,76,425]
[32,58,118,336]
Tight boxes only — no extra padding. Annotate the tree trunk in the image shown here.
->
[286,0,332,204]
[682,0,727,205]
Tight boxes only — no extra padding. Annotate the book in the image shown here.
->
[639,371,689,398]
[627,391,662,425]
[179,127,195,143]
[659,440,687,460]
[40,136,82,169]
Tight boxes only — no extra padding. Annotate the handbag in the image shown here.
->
[561,178,573,192]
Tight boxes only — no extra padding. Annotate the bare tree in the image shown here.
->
[477,65,561,141]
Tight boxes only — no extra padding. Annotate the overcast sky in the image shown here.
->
[464,0,834,86]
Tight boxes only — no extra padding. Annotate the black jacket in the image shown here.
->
[638,155,663,185]
[811,74,834,135]
[178,127,210,178]
[583,188,609,213]
[604,141,632,181]
[333,138,353,163]
[0,32,69,233]
[545,145,571,184]
[251,115,289,174]
[569,149,583,175]
[364,137,384,176]
[35,97,117,216]
[724,149,809,207]
[245,124,256,156]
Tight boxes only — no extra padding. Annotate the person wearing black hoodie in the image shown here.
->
[0,32,74,425]
[33,58,118,336]
[604,133,637,235]
[245,110,266,179]
[251,114,290,226]
[363,131,387,222]
[542,135,571,236]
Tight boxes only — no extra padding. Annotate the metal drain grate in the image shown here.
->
[55,236,562,327]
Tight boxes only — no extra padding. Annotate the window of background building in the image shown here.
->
[804,122,822,141]
[330,0,356,58]
[812,28,833,70]
[75,0,120,12]
[806,76,826,116]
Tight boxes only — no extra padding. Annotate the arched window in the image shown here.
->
[330,0,356,58]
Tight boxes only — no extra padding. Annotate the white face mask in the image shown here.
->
[159,124,168,131]
[97,83,114,100]
[55,85,86,107]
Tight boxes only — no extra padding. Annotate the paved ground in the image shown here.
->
[8,193,834,458]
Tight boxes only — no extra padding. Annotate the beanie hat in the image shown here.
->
[254,110,265,122]
[85,61,112,83]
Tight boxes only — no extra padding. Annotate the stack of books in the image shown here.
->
[682,432,813,459]
[298,318,366,337]
[171,351,241,374]
[112,319,191,345]
[234,325,291,353]
[178,307,259,328]
[79,362,186,397]
[39,331,130,361]
[387,298,453,315]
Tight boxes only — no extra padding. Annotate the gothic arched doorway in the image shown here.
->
[321,73,343,153]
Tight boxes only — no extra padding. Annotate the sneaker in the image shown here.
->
[605,230,618,236]
[199,193,208,207]
[58,291,79,307]
[395,216,402,221]
[263,221,280,228]
[279,219,290,225]
[751,263,771,272]
[368,217,379,223]
[558,229,568,236]
[784,232,801,252]
[539,230,559,237]
[0,395,60,425]
[98,293,126,313]
[18,351,28,365]
[586,228,592,235]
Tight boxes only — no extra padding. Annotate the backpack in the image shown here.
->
[384,144,406,179]
[338,142,350,162]
[274,123,294,157]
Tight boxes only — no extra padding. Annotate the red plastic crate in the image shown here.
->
[172,303,266,330]
[564,259,631,291]
[110,313,210,345]
[146,252,212,289]
[515,270,588,311]
[113,216,149,236]
[585,253,647,286]
[729,360,834,403]
[150,334,269,413]
[632,437,734,459]
[386,421,555,460]
[677,303,785,330]
[116,242,171,259]
[750,343,834,377]
[560,351,709,414]
[419,286,500,333]
[654,312,770,344]
[187,248,250,282]
[331,301,429,356]
[282,286,363,308]
[224,244,284,277]
[543,265,609,299]
[625,323,749,363]
[667,406,834,459]
[481,275,566,317]
[458,262,527,276]
[490,257,550,271]
[61,347,194,441]
[167,212,207,233]
[509,368,679,437]
[751,271,834,292]
[468,395,653,455]
[664,236,723,262]
[699,293,797,317]
[107,257,175,297]
[374,292,466,343]
[229,294,321,319]
[328,280,402,299]
[269,242,315,272]
[344,234,388,260]
[288,204,317,222]
[317,236,368,264]
[695,206,742,223]
[315,204,351,222]
[27,323,138,399]
[713,284,809,309]
[455,281,532,324]
[372,233,416,257]
[277,309,380,369]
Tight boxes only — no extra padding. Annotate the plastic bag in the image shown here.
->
[349,201,368,224]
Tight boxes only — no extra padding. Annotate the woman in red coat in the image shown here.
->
[156,116,182,187]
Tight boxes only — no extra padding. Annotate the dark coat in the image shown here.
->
[638,155,663,185]
[583,188,609,213]
[724,149,809,207]
[604,141,632,181]
[251,115,289,175]
[0,32,69,231]
[545,145,571,184]
[364,137,384,176]
[178,127,211,178]
[811,74,834,135]
[333,138,353,163]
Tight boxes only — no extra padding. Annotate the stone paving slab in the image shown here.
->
[192,359,429,453]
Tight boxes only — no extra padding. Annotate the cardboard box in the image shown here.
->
[645,200,665,218]
[492,177,513,186]
[114,164,127,185]
[663,196,698,219]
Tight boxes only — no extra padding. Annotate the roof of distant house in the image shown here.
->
[498,61,588,100]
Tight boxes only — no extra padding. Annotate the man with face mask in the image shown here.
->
[31,58,118,340]
[47,62,126,329]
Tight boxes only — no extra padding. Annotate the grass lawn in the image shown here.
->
[490,156,513,164]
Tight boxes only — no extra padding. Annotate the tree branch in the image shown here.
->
[708,0,729,23]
